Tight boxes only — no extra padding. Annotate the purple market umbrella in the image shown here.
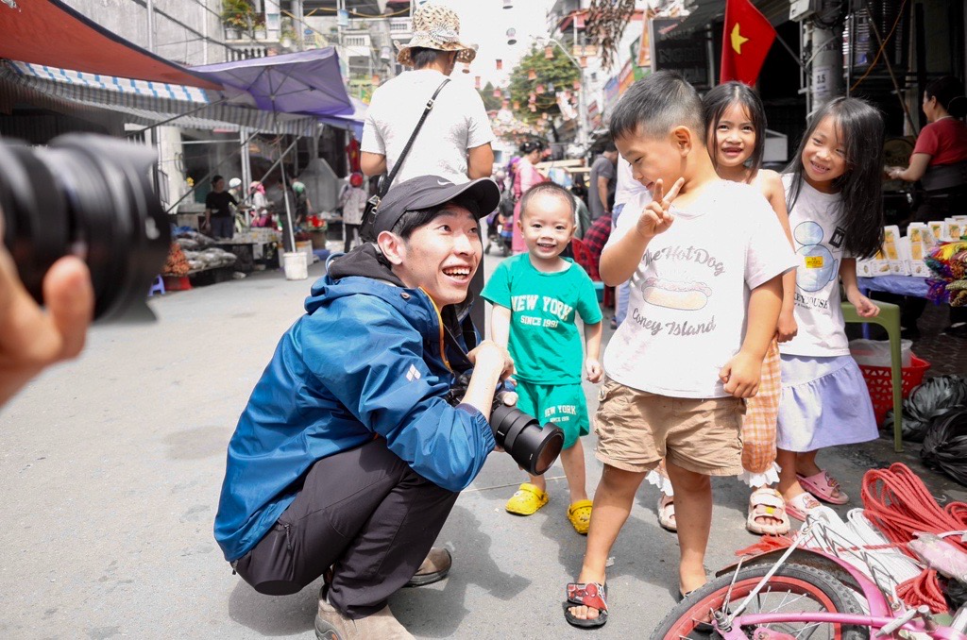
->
[191,48,353,117]
[192,49,353,251]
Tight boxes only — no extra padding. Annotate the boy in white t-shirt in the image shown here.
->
[563,71,797,629]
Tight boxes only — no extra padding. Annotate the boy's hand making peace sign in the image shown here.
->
[635,177,684,240]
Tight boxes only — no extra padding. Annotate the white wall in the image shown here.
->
[63,0,228,66]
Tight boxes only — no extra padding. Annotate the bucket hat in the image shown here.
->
[397,4,477,67]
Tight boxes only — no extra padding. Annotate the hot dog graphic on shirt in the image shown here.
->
[641,277,712,311]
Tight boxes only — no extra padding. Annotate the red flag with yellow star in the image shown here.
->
[720,0,776,86]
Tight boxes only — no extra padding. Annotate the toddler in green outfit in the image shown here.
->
[482,182,604,534]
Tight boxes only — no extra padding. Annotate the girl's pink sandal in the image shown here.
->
[797,470,849,505]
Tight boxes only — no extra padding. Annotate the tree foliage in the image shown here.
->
[586,0,636,71]
[479,82,503,112]
[508,46,580,126]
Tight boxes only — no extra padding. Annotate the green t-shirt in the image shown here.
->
[482,254,603,384]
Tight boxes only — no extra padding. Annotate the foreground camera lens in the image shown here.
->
[490,404,564,476]
[0,134,170,321]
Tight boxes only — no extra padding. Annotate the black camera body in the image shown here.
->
[0,134,171,321]
[448,375,563,476]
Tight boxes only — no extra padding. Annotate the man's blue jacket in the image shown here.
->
[214,246,495,562]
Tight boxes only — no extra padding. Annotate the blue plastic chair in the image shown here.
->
[148,275,166,297]
[842,301,903,452]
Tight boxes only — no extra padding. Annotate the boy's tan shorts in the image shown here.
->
[594,377,745,476]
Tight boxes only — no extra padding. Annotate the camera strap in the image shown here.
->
[360,78,451,239]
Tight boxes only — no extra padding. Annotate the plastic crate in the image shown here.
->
[162,275,191,291]
[859,355,931,425]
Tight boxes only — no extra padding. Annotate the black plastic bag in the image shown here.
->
[884,375,967,442]
[920,407,967,486]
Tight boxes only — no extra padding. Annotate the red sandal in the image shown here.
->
[563,582,608,629]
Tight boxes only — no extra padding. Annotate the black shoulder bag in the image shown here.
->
[359,78,451,241]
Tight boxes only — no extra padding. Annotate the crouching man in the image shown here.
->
[214,176,510,639]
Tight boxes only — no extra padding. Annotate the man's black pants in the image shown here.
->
[234,438,459,618]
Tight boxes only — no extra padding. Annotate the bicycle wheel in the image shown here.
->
[651,562,868,640]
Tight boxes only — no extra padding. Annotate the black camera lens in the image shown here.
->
[0,134,170,321]
[490,404,564,476]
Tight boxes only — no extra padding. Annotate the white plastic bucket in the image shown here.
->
[282,251,308,280]
[296,240,314,264]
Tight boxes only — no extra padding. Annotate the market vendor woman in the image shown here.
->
[887,76,967,221]
[214,175,510,639]
[887,76,967,337]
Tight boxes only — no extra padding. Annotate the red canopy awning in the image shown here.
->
[0,0,220,89]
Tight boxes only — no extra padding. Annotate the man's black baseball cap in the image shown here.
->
[373,175,500,235]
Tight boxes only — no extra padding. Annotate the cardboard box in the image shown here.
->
[882,225,906,274]
[946,218,965,241]
[907,223,931,276]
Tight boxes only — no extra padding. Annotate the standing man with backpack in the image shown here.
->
[360,4,495,187]
[360,2,496,330]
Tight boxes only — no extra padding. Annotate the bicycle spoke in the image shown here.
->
[794,621,825,640]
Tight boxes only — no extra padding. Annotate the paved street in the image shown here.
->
[2,251,965,640]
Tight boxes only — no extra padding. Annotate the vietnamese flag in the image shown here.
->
[720,0,776,86]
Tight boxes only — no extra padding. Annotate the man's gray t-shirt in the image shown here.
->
[589,155,616,220]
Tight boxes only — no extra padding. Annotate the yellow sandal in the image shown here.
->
[567,500,593,535]
[505,483,549,515]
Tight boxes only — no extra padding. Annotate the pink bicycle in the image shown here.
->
[653,517,967,640]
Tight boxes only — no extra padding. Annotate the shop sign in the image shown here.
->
[603,76,620,113]
[649,17,709,88]
[638,15,652,67]
[618,59,635,95]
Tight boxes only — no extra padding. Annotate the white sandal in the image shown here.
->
[747,488,791,535]
[657,494,677,532]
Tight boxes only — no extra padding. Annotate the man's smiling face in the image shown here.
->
[392,205,481,307]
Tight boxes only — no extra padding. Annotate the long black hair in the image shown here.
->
[925,76,967,119]
[786,97,885,258]
[702,82,767,175]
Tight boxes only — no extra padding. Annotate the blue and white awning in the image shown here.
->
[10,60,211,104]
[1,61,319,137]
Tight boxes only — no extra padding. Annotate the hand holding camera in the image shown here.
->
[0,232,93,406]
[448,344,564,477]
[0,133,171,406]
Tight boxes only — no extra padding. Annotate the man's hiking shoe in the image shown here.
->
[404,547,452,587]
[315,598,413,640]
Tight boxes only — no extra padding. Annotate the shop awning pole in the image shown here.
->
[164,129,261,215]
[126,97,229,137]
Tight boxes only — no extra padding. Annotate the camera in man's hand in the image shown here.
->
[0,134,171,321]
[448,375,564,476]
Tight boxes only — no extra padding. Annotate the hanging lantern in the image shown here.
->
[463,62,471,74]
[496,58,503,70]
[371,74,380,85]
[579,56,588,68]
[502,99,510,108]
[506,28,517,45]
[493,88,502,98]
[528,93,536,102]
[544,45,554,60]
[529,104,537,112]
[548,82,555,92]
[536,84,544,94]
[513,100,520,109]
[527,68,537,80]
[573,80,581,90]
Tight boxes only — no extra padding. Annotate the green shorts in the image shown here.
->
[514,380,590,450]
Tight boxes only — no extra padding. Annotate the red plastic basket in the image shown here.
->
[858,355,931,425]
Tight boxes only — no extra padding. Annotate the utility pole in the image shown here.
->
[146,0,155,52]
[293,0,305,50]
[808,21,843,111]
